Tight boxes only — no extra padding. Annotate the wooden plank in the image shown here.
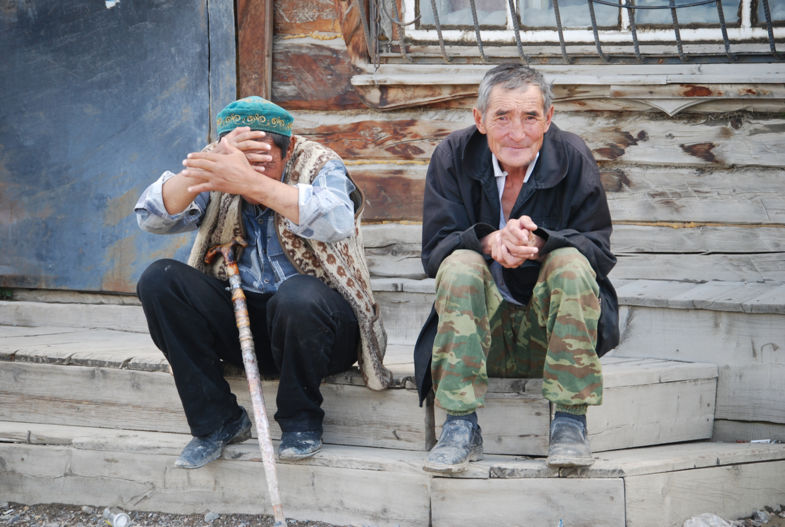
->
[0,443,431,527]
[603,166,785,224]
[588,378,715,452]
[274,0,340,34]
[482,441,785,479]
[237,0,272,98]
[0,361,428,450]
[273,38,365,110]
[352,166,427,222]
[435,359,716,456]
[431,477,625,527]
[613,306,785,424]
[293,110,785,169]
[625,460,785,527]
[0,301,149,332]
[611,253,785,283]
[612,225,785,254]
[713,419,785,443]
[434,394,551,457]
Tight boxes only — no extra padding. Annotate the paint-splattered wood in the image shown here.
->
[293,111,785,168]
[275,0,340,34]
[272,38,365,110]
[338,161,785,225]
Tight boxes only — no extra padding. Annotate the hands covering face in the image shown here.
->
[180,127,278,196]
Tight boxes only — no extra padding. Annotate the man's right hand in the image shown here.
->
[215,127,273,174]
[481,216,542,268]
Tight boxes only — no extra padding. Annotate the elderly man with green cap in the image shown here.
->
[134,96,391,469]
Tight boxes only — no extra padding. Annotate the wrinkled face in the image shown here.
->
[473,84,554,174]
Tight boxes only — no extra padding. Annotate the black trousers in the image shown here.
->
[136,259,359,437]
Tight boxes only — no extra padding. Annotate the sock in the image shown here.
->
[554,411,587,429]
[446,411,478,428]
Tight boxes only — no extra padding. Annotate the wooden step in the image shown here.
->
[0,326,429,451]
[437,356,718,456]
[0,325,717,455]
[2,421,784,527]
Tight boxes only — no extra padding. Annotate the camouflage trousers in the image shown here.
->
[431,248,603,415]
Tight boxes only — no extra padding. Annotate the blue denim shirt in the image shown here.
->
[135,158,356,294]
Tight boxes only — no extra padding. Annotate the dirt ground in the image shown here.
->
[0,503,347,527]
[2,502,785,527]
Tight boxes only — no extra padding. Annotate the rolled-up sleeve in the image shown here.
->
[287,159,356,242]
[134,170,210,234]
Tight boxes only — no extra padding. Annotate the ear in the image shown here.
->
[283,136,295,161]
[473,107,487,134]
[543,104,555,133]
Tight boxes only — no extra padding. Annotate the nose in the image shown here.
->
[508,121,528,141]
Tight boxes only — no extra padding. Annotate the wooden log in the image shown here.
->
[272,38,365,110]
[292,109,785,169]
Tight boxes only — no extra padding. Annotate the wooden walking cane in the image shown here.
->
[205,236,287,527]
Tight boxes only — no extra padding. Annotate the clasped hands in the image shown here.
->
[180,126,273,196]
[482,216,544,268]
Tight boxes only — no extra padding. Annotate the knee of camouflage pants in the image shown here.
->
[533,247,603,408]
[431,250,502,415]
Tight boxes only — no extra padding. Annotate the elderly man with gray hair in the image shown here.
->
[414,64,619,473]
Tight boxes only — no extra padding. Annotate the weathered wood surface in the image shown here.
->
[0,441,431,526]
[237,0,273,98]
[294,110,785,168]
[612,307,785,426]
[346,63,785,111]
[273,38,365,110]
[431,477,626,527]
[275,0,340,34]
[0,359,428,451]
[349,163,785,224]
[434,357,717,456]
[625,460,785,527]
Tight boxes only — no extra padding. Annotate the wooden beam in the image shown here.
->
[237,0,273,98]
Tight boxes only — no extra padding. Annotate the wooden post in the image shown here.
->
[237,0,273,98]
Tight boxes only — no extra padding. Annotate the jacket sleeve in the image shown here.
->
[420,140,495,278]
[536,150,615,280]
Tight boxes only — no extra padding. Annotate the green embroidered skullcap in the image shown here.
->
[216,96,294,137]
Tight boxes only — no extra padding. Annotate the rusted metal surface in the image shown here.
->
[205,237,287,527]
[0,0,235,294]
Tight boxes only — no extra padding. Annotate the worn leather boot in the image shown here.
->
[278,430,323,461]
[423,419,483,474]
[175,407,252,469]
[546,414,594,467]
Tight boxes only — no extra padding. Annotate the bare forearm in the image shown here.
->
[162,171,202,215]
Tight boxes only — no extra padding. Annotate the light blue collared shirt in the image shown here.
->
[135,158,356,293]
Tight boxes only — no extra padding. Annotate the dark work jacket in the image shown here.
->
[413,124,619,404]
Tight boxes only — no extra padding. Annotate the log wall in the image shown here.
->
[242,0,785,284]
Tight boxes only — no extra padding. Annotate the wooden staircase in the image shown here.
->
[2,284,785,527]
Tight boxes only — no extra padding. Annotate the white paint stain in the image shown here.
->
[105,0,120,8]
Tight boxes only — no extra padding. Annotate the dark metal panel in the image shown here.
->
[0,0,236,293]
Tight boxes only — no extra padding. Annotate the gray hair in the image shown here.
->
[476,64,553,116]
